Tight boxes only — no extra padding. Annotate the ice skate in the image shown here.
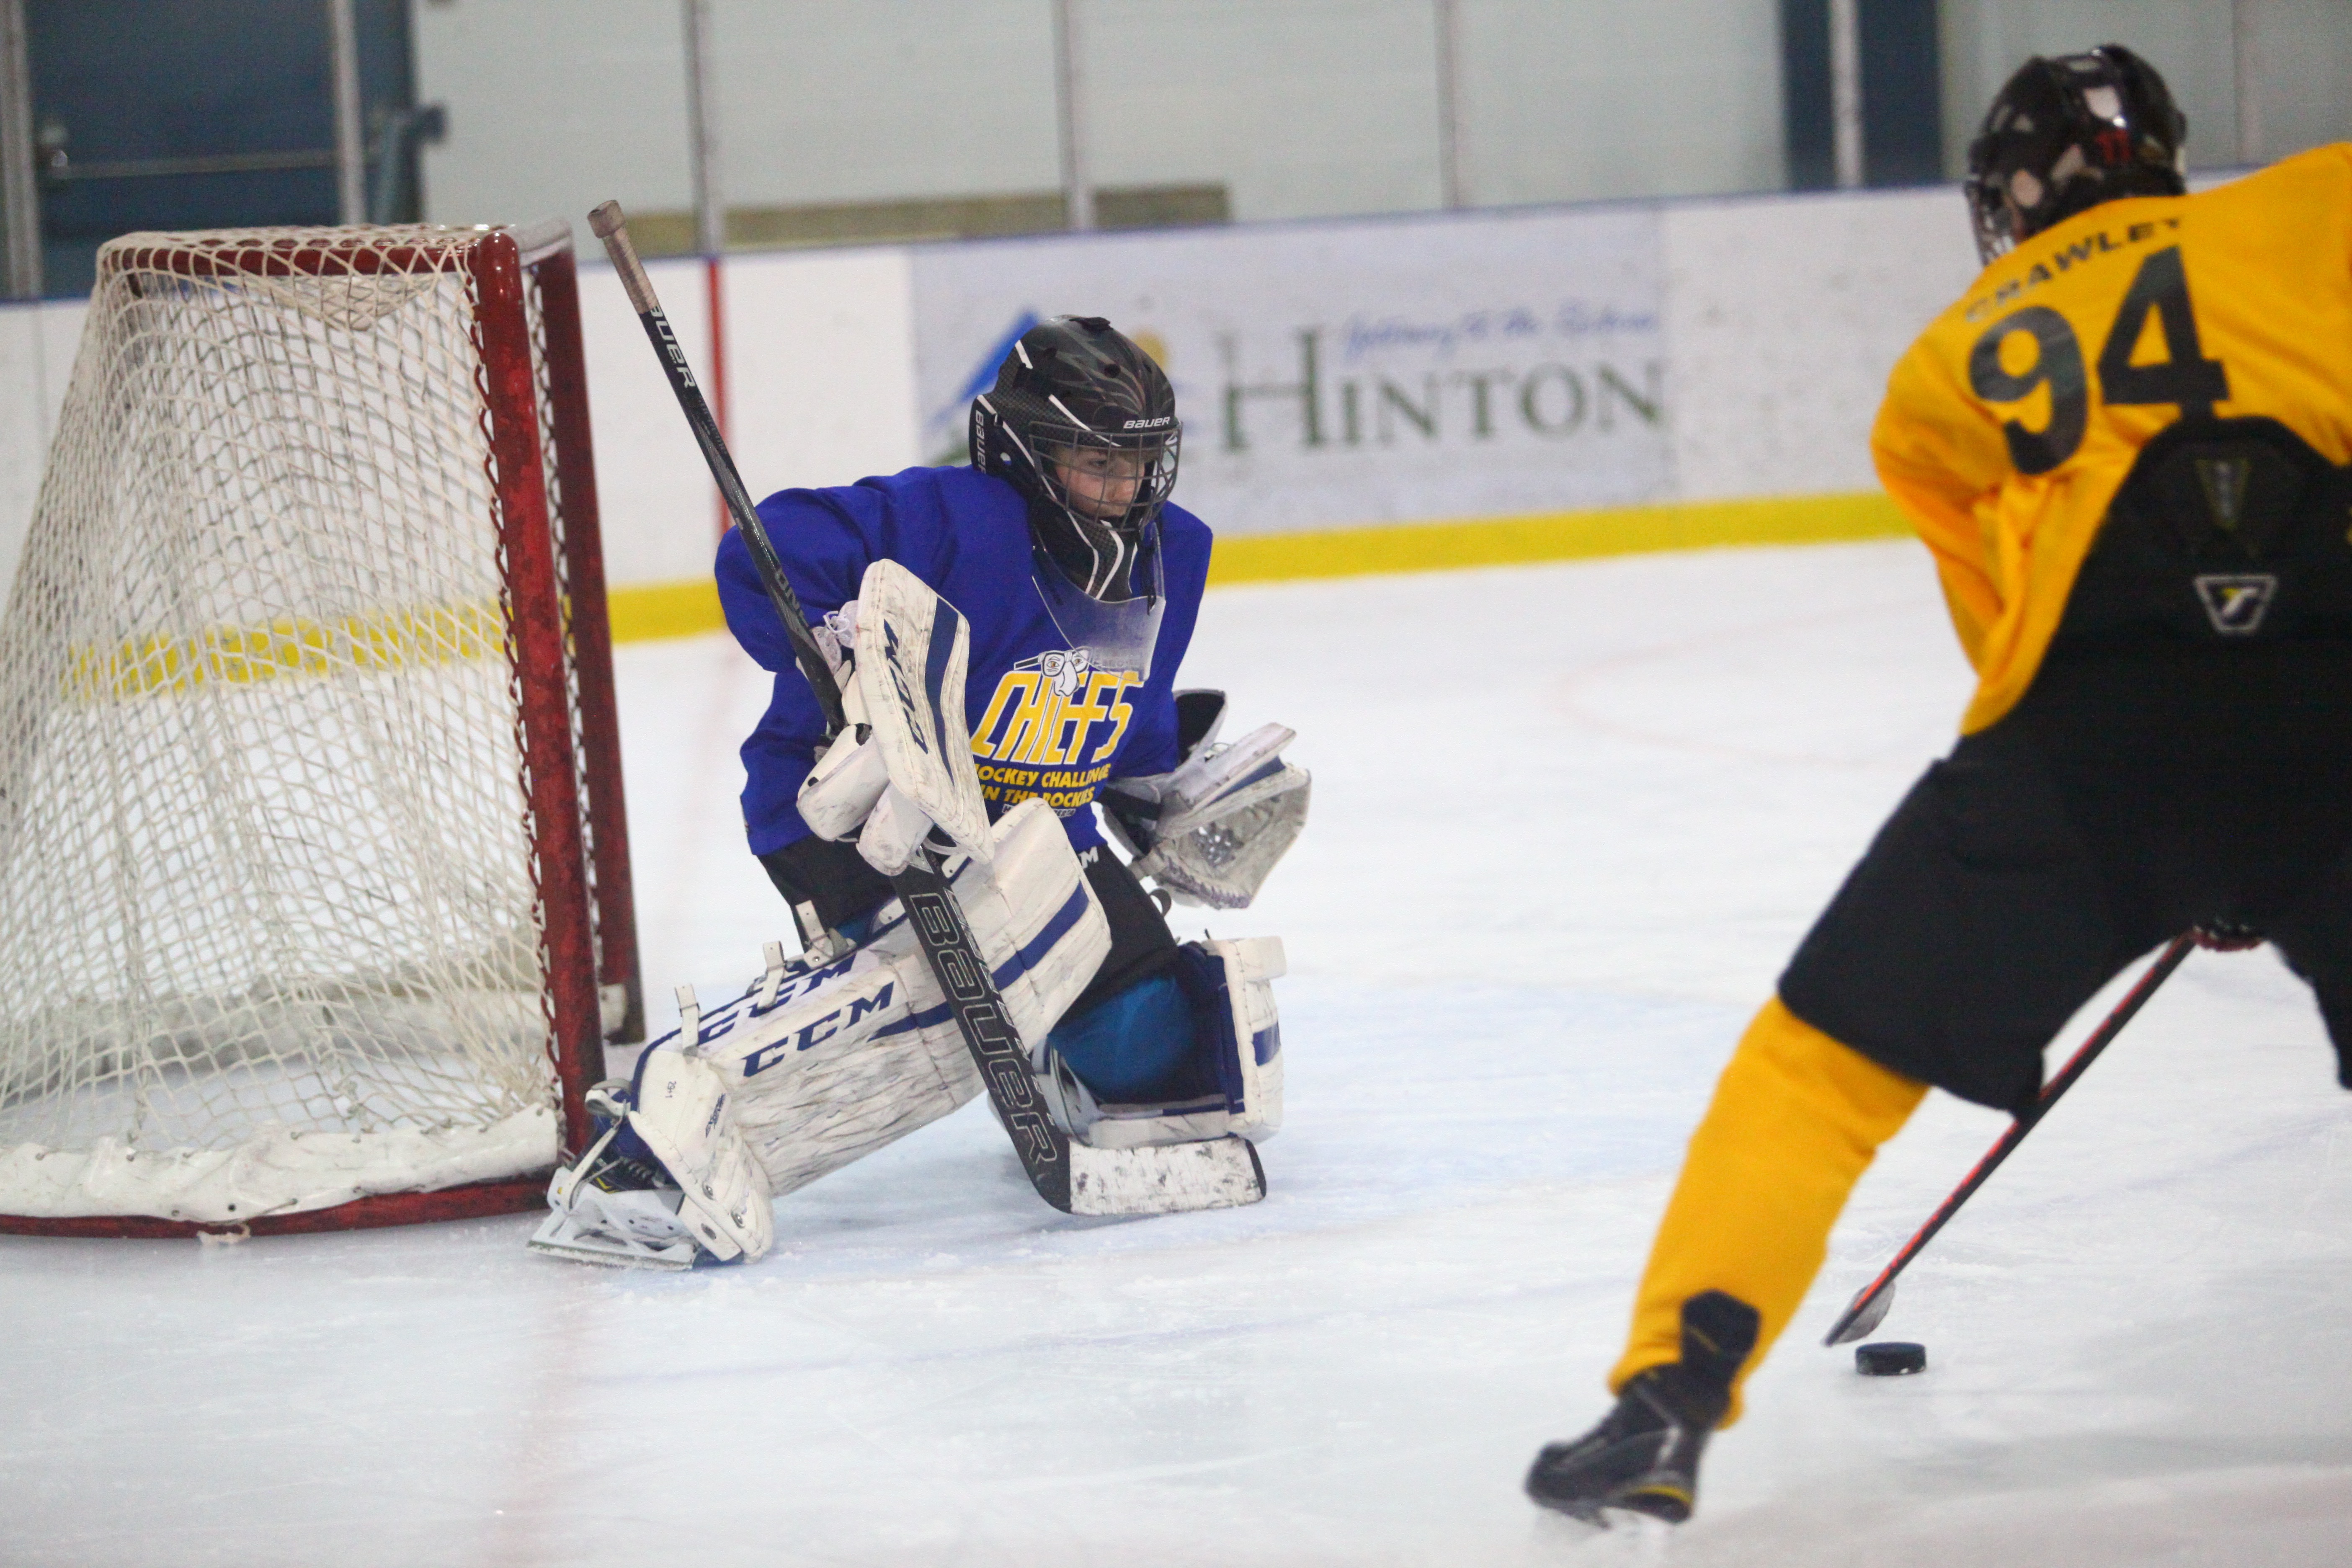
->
[527,1083,706,1270]
[1524,1366,1720,1524]
[1527,1290,1757,1524]
[529,1044,776,1270]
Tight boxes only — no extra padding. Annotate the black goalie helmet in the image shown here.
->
[1965,44,2188,264]
[969,315,1181,605]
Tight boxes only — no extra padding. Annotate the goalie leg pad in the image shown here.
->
[683,797,1111,1198]
[533,797,1109,1264]
[1041,936,1287,1150]
[529,1060,774,1270]
[624,1045,777,1264]
[1186,936,1286,1139]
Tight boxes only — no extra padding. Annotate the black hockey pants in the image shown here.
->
[1779,641,2352,1114]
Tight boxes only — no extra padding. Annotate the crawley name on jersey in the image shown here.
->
[718,464,1212,858]
[1875,142,2352,735]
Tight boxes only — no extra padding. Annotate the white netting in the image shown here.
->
[0,227,577,1222]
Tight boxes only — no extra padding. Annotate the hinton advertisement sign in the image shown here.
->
[912,206,1668,537]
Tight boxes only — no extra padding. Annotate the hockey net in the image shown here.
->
[0,222,640,1235]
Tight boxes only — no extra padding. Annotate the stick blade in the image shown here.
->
[1824,1279,1895,1346]
[1068,1136,1266,1216]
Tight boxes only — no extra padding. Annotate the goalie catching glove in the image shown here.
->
[1101,689,1310,910]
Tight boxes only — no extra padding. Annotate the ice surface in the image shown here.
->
[5,541,2348,1566]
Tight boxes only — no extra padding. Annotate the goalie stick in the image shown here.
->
[586,202,1262,1218]
[1823,929,2198,1345]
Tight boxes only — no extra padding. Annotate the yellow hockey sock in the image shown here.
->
[1607,996,1927,1425]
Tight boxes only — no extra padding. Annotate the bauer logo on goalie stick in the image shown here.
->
[652,312,698,389]
[907,886,1061,1166]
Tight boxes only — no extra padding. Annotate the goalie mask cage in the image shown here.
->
[0,221,641,1238]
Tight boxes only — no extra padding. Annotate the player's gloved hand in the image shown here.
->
[797,728,940,877]
[1103,722,1309,910]
[854,784,938,877]
[797,598,899,848]
[798,725,890,841]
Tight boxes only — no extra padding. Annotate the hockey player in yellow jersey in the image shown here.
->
[1528,45,2352,1524]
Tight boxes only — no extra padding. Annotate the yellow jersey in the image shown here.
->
[1873,144,2352,733]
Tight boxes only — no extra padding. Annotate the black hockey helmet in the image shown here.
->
[969,315,1180,603]
[1965,45,2187,264]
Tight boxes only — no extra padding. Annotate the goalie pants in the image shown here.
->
[762,833,1197,1098]
[1614,640,2352,1424]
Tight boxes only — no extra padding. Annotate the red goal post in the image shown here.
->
[0,221,640,1238]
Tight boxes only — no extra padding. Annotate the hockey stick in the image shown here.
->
[1823,928,2198,1345]
[586,202,1262,1218]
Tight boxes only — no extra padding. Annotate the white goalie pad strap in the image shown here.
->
[675,797,1109,1200]
[851,559,991,861]
[797,708,890,843]
[1039,936,1287,1150]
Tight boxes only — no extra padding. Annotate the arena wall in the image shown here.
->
[0,182,1991,634]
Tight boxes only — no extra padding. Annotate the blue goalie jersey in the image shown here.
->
[717,464,1211,859]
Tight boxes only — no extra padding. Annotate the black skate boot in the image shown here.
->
[1524,1290,1761,1524]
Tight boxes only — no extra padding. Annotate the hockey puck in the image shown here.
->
[1855,1341,1926,1376]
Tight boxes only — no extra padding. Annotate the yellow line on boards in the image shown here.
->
[1204,491,1909,586]
[602,492,1908,644]
[606,579,727,645]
